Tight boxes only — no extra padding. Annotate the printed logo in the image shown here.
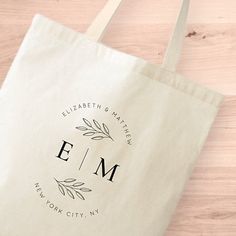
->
[34,102,133,219]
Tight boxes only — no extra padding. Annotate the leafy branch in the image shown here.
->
[54,177,92,200]
[76,118,114,141]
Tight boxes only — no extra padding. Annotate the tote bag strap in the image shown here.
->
[85,0,190,72]
[86,0,123,42]
[162,0,190,71]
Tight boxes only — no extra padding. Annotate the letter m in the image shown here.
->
[94,158,120,182]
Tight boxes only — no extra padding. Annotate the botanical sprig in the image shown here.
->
[54,177,92,200]
[76,118,114,141]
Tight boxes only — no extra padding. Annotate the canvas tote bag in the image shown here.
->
[0,0,223,235]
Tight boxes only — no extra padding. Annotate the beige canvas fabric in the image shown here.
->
[0,0,223,235]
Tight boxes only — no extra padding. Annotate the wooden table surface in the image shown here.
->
[0,0,235,235]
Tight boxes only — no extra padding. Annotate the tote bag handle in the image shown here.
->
[85,0,190,72]
[86,0,123,42]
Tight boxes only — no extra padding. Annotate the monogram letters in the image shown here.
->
[56,140,120,183]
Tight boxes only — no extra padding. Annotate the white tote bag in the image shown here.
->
[0,0,223,235]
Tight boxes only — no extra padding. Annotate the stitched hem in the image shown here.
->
[29,14,224,108]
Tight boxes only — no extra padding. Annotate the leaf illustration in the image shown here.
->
[80,187,92,192]
[64,178,76,183]
[75,191,85,200]
[76,118,114,141]
[83,132,96,136]
[102,123,109,135]
[58,184,65,196]
[66,188,75,199]
[93,119,101,130]
[83,118,92,127]
[73,182,84,187]
[76,126,88,131]
[91,136,104,140]
[54,177,92,200]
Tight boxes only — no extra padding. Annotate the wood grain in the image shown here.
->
[0,0,235,235]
